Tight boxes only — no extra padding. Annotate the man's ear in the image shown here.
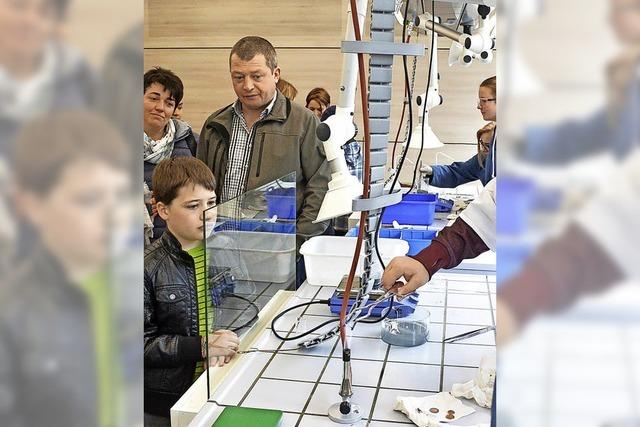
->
[157,201,171,221]
[273,66,281,83]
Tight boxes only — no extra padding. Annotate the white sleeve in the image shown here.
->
[460,178,497,251]
[574,148,640,279]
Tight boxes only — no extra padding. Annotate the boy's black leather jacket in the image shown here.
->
[144,231,203,417]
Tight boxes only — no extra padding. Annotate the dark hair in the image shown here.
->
[306,87,331,108]
[230,36,278,71]
[52,0,71,19]
[480,76,496,97]
[152,157,216,205]
[277,78,298,100]
[144,67,184,107]
[13,111,129,195]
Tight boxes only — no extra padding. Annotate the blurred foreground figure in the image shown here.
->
[499,0,640,344]
[0,111,135,427]
[0,0,94,158]
[496,1,640,425]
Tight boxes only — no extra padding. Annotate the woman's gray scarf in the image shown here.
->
[143,119,176,243]
[143,119,176,164]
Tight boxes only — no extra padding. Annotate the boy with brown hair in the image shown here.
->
[144,156,239,424]
[1,111,134,427]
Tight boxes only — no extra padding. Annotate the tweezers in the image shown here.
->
[443,326,495,343]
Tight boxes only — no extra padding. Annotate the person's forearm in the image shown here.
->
[143,335,202,368]
[430,155,482,188]
[412,217,489,277]
[499,224,623,326]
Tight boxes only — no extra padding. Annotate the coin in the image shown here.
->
[448,410,455,414]
[429,407,439,413]
[446,414,455,420]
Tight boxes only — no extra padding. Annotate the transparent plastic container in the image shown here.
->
[381,308,430,347]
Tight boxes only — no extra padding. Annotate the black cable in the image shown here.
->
[355,297,395,324]
[408,0,435,193]
[270,295,397,341]
[455,3,468,32]
[270,299,339,341]
[388,0,413,194]
[390,45,410,164]
[223,294,260,332]
[272,318,339,341]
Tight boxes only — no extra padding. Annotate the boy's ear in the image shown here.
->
[156,201,171,221]
[14,190,46,229]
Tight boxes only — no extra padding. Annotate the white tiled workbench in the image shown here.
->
[179,268,496,427]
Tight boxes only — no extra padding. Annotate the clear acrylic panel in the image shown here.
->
[199,173,297,396]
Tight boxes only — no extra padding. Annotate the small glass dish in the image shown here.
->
[381,308,430,347]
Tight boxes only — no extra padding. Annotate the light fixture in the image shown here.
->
[415,6,496,68]
[405,20,444,150]
[314,108,363,223]
[406,101,444,150]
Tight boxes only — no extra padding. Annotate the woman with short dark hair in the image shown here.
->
[143,67,198,243]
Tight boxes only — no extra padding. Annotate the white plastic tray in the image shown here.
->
[300,236,409,287]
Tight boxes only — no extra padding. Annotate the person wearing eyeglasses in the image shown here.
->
[421,76,497,188]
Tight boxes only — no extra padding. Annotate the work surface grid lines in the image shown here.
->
[208,273,496,426]
[499,317,640,427]
[213,279,295,333]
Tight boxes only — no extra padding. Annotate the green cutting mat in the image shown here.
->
[212,406,283,427]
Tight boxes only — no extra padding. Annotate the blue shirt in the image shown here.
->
[430,129,496,188]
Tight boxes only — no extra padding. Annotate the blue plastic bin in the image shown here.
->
[399,229,437,255]
[381,193,437,226]
[346,227,437,256]
[215,220,295,234]
[435,197,454,213]
[239,220,295,234]
[497,241,534,285]
[265,187,296,220]
[497,177,534,235]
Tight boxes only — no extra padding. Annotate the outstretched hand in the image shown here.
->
[381,256,430,296]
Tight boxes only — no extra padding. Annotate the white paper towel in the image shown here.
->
[451,354,496,408]
[394,392,475,426]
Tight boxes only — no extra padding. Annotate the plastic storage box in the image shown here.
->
[346,227,437,256]
[300,236,409,286]
[435,197,454,212]
[216,220,295,234]
[265,187,296,220]
[497,240,534,285]
[497,177,534,235]
[207,230,295,283]
[381,193,437,226]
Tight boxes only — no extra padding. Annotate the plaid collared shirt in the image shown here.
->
[222,96,277,203]
[343,139,363,182]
